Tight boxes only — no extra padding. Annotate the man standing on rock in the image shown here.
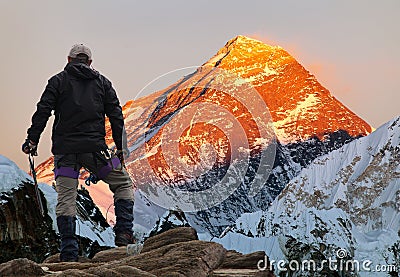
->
[22,44,135,262]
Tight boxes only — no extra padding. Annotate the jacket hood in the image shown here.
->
[65,62,99,80]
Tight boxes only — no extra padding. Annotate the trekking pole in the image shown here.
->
[28,154,45,217]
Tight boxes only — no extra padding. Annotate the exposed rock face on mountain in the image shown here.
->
[147,210,191,238]
[0,155,57,263]
[0,227,275,277]
[215,116,400,276]
[34,36,372,237]
[0,155,114,263]
[0,181,58,263]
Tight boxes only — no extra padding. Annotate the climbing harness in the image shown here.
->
[84,149,121,186]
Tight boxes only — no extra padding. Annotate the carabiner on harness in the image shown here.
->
[100,149,114,170]
[85,173,99,186]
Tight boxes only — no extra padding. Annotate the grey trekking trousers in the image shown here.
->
[54,152,134,217]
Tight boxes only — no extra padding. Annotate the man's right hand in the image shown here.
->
[22,139,38,156]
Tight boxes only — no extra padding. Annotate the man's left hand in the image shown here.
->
[116,148,129,166]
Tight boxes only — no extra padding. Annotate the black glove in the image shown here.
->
[116,148,130,165]
[22,139,38,156]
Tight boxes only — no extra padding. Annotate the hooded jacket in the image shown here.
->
[27,61,126,154]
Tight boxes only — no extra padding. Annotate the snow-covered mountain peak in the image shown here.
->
[202,35,371,143]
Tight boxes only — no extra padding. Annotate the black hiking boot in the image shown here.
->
[115,232,136,246]
[114,199,134,247]
[57,216,79,262]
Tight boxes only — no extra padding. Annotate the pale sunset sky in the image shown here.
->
[0,0,399,170]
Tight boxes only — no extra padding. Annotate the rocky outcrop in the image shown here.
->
[142,226,198,253]
[0,227,275,277]
[0,258,45,276]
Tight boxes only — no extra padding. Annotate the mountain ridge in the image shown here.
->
[215,115,400,276]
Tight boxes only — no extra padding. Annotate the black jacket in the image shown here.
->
[27,61,126,154]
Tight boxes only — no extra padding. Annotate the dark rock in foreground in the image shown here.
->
[0,258,45,276]
[0,227,275,277]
